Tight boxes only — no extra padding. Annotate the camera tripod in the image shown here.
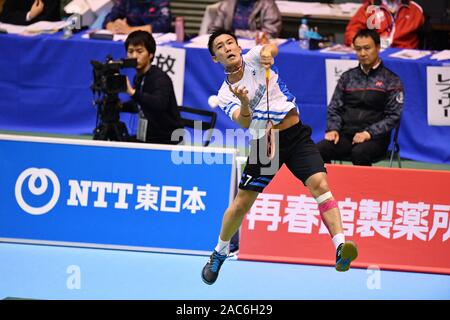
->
[92,94,130,142]
[93,121,129,141]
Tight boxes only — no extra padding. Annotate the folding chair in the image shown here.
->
[179,106,217,147]
[386,123,401,168]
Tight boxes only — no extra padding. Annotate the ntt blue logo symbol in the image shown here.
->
[14,168,61,215]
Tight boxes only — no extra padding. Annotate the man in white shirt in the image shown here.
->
[201,29,359,285]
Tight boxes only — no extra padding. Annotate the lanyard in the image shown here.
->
[381,3,405,48]
[139,75,146,93]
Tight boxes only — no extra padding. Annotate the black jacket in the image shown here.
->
[327,62,403,139]
[0,0,60,25]
[122,65,183,144]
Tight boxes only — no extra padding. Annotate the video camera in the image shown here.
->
[90,55,137,141]
[91,55,137,94]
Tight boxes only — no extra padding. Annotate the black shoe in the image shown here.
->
[229,242,239,254]
[201,250,227,285]
[335,241,358,272]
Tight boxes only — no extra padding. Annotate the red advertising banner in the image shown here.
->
[238,164,450,274]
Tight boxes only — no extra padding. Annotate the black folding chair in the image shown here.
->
[179,106,217,147]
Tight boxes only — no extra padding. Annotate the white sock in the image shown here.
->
[214,237,230,256]
[332,233,345,250]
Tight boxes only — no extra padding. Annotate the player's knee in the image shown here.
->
[307,173,329,195]
[231,190,258,217]
[231,197,252,217]
[231,202,250,218]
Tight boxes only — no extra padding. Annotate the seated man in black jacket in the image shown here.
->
[0,0,60,25]
[123,30,183,145]
[317,29,403,166]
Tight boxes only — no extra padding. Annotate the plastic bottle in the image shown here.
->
[175,16,185,43]
[298,18,310,50]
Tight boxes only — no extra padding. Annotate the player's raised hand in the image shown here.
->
[260,52,274,70]
[229,85,249,106]
[260,43,278,69]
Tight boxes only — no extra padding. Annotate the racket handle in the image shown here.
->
[265,68,270,81]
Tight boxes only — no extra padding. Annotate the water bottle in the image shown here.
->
[63,25,73,39]
[298,18,310,50]
[175,16,185,43]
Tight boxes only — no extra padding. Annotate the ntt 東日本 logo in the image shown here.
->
[15,168,61,215]
[14,167,208,215]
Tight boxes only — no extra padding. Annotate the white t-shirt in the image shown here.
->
[217,45,298,139]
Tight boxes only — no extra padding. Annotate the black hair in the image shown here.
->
[207,29,238,56]
[125,30,156,57]
[352,28,381,46]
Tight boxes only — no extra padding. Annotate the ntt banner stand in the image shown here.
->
[0,135,237,255]
[238,164,450,275]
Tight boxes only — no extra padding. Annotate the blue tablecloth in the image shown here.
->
[0,32,449,164]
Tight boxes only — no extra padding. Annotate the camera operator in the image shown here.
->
[122,30,183,145]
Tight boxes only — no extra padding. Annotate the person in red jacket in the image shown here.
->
[344,0,425,49]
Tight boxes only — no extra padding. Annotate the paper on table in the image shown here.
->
[276,1,333,15]
[320,44,386,54]
[430,50,450,61]
[82,31,176,44]
[389,49,431,60]
[0,20,69,34]
[154,32,176,45]
[25,20,71,33]
[320,44,355,54]
[185,34,209,47]
[0,22,27,34]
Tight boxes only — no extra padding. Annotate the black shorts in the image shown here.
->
[239,122,327,192]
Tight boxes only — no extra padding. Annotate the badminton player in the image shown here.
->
[201,29,358,285]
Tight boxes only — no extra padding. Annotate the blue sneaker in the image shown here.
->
[335,241,358,272]
[201,250,227,285]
